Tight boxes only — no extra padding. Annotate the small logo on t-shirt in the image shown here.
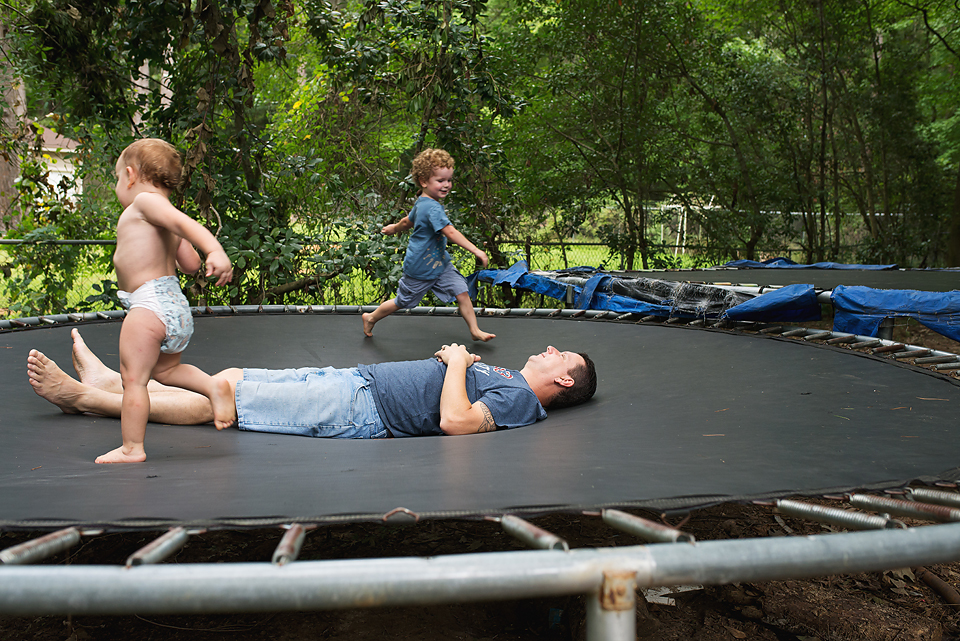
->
[493,367,513,379]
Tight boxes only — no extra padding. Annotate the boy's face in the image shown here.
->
[113,157,136,208]
[419,166,453,201]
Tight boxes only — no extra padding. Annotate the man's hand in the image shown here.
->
[435,343,481,368]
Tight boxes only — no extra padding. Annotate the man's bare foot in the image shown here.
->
[71,328,121,393]
[27,349,86,414]
[95,445,146,464]
[210,376,237,430]
[471,330,496,342]
[362,312,376,337]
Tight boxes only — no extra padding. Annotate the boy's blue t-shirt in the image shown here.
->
[403,196,452,280]
[358,358,547,437]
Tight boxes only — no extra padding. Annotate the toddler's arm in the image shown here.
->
[382,216,413,235]
[175,238,202,274]
[135,191,234,286]
[441,225,489,268]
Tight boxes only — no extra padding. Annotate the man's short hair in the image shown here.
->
[119,138,182,191]
[549,352,597,409]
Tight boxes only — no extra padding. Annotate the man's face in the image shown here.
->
[526,346,584,381]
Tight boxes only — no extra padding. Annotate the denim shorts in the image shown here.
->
[235,367,388,439]
[394,262,468,309]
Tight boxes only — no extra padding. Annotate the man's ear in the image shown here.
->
[554,375,575,388]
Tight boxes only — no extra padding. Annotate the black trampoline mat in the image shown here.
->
[614,268,960,292]
[2,312,959,528]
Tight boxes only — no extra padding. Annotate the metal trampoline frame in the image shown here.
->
[4,305,960,639]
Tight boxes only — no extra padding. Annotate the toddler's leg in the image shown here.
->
[153,354,237,430]
[362,299,400,337]
[97,309,164,463]
[455,292,495,342]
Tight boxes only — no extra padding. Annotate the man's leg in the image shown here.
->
[28,349,226,425]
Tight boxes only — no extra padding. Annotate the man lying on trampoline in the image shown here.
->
[27,329,597,446]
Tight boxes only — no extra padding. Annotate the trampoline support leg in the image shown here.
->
[585,570,636,641]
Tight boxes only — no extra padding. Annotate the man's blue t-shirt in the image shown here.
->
[403,197,452,280]
[358,359,547,437]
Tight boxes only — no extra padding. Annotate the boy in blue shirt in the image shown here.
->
[362,149,495,341]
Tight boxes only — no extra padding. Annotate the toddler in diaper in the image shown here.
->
[99,138,234,464]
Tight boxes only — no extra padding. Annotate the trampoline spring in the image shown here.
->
[774,500,904,531]
[905,488,960,509]
[615,313,635,321]
[914,355,958,365]
[639,315,659,323]
[893,349,932,360]
[850,339,882,349]
[499,515,569,551]
[803,331,833,341]
[826,335,856,345]
[781,328,808,337]
[272,524,310,566]
[873,344,906,354]
[759,326,783,335]
[96,311,110,319]
[601,509,696,544]
[665,317,682,324]
[687,319,705,327]
[0,527,82,565]
[848,494,960,523]
[126,527,193,567]
[933,361,960,371]
[571,310,586,318]
[547,309,562,317]
[38,316,57,325]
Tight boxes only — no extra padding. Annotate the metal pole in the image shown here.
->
[585,571,636,641]
[2,523,960,616]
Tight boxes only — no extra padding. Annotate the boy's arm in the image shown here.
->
[382,216,413,235]
[441,225,489,268]
[434,343,496,435]
[134,192,233,286]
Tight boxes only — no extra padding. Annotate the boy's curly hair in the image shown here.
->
[119,138,182,191]
[410,148,454,187]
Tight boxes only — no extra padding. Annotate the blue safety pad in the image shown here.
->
[723,284,822,323]
[722,258,897,270]
[831,285,960,342]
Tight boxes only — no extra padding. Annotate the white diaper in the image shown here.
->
[118,275,194,354]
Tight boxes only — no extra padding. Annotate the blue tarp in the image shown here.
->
[722,258,898,270]
[831,285,960,343]
[475,262,821,321]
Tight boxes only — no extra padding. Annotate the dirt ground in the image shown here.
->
[2,316,960,641]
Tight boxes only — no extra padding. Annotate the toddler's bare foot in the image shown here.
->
[27,349,84,414]
[211,376,237,430]
[471,330,496,342]
[362,312,376,337]
[71,328,121,392]
[96,445,146,464]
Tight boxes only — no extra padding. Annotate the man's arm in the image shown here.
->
[435,343,497,435]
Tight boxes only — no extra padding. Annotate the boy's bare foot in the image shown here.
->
[471,330,496,342]
[362,312,376,337]
[95,445,146,464]
[27,349,85,414]
[210,376,237,430]
[71,328,121,393]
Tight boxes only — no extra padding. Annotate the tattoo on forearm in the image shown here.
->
[477,404,496,433]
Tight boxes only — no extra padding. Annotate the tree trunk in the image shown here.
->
[947,164,960,267]
[0,20,26,231]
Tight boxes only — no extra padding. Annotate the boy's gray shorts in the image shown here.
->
[395,263,468,308]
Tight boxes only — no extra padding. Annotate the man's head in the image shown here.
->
[522,346,597,409]
[118,138,182,191]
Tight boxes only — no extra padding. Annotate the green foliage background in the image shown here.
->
[1,0,958,316]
